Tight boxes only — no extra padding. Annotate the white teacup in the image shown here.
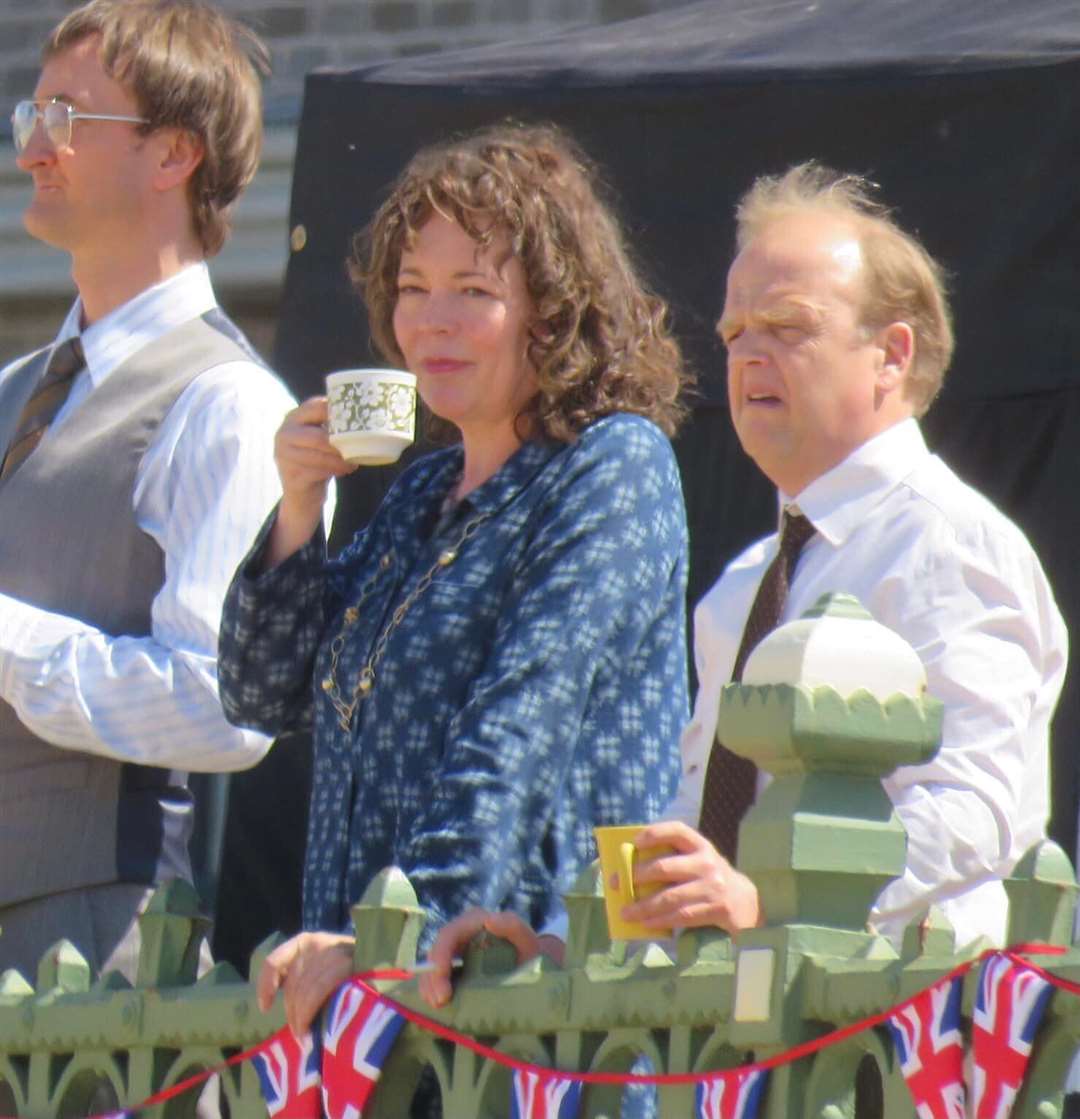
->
[325,368,417,466]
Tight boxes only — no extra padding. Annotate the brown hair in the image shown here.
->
[735,162,954,415]
[46,0,269,257]
[351,122,690,442]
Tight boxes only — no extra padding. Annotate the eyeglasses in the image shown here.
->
[11,98,149,154]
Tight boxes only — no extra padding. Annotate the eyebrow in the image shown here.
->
[763,300,824,324]
[717,297,826,336]
[396,265,496,282]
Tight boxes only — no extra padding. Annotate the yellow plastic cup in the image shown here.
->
[593,825,674,940]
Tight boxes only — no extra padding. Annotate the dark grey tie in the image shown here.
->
[0,337,84,483]
[697,509,817,862]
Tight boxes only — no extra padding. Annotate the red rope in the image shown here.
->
[347,961,981,1086]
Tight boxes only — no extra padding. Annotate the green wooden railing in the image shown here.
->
[3,594,1078,1118]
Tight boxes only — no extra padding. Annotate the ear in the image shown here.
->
[529,316,556,345]
[876,320,914,396]
[150,127,204,193]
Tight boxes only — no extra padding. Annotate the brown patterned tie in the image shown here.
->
[0,336,84,482]
[698,508,817,862]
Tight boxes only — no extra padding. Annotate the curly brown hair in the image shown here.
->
[350,122,690,442]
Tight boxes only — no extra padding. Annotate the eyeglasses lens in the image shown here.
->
[11,101,71,153]
[12,102,36,152]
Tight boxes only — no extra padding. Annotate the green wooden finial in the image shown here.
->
[36,940,90,994]
[135,879,209,988]
[0,969,33,998]
[562,862,613,967]
[1005,839,1079,946]
[350,866,426,972]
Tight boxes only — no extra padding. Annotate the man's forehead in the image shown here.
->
[725,217,864,303]
[35,35,104,101]
[829,236,862,275]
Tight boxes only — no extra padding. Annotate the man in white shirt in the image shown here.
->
[418,162,1068,1009]
[624,162,1068,949]
[0,0,296,980]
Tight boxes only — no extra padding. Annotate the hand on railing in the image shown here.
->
[256,929,355,1036]
[418,908,564,1009]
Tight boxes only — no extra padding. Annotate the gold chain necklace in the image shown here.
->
[320,510,492,731]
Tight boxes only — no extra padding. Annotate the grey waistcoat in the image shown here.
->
[0,311,260,906]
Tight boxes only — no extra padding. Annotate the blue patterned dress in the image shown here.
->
[219,412,688,945]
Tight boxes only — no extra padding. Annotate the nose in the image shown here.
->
[14,117,55,171]
[417,292,458,334]
[725,330,766,370]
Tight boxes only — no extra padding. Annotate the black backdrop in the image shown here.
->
[214,0,1080,965]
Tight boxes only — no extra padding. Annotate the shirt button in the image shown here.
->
[380,552,392,569]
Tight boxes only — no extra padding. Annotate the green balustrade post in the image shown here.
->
[723,594,943,937]
[348,868,430,1118]
[136,879,210,989]
[349,867,426,974]
[1004,841,1079,947]
[563,863,615,968]
[718,592,943,1119]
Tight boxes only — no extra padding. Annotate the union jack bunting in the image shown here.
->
[886,975,966,1119]
[695,1067,768,1119]
[509,1068,582,1119]
[321,982,406,1119]
[253,1026,322,1118]
[970,955,1054,1119]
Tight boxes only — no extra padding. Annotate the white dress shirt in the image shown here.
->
[668,418,1068,948]
[0,263,298,772]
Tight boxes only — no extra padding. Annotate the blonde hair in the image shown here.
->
[352,122,690,441]
[47,0,268,257]
[736,162,954,415]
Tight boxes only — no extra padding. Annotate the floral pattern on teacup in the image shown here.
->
[328,381,416,437]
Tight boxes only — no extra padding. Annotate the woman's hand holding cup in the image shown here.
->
[265,396,354,568]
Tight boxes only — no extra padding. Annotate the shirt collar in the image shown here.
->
[385,436,563,551]
[778,418,930,547]
[55,262,217,390]
[457,437,563,517]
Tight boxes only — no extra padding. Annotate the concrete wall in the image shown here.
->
[0,0,688,366]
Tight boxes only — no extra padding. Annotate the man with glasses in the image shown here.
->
[0,0,296,982]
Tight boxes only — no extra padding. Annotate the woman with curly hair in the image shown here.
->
[217,122,692,1032]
